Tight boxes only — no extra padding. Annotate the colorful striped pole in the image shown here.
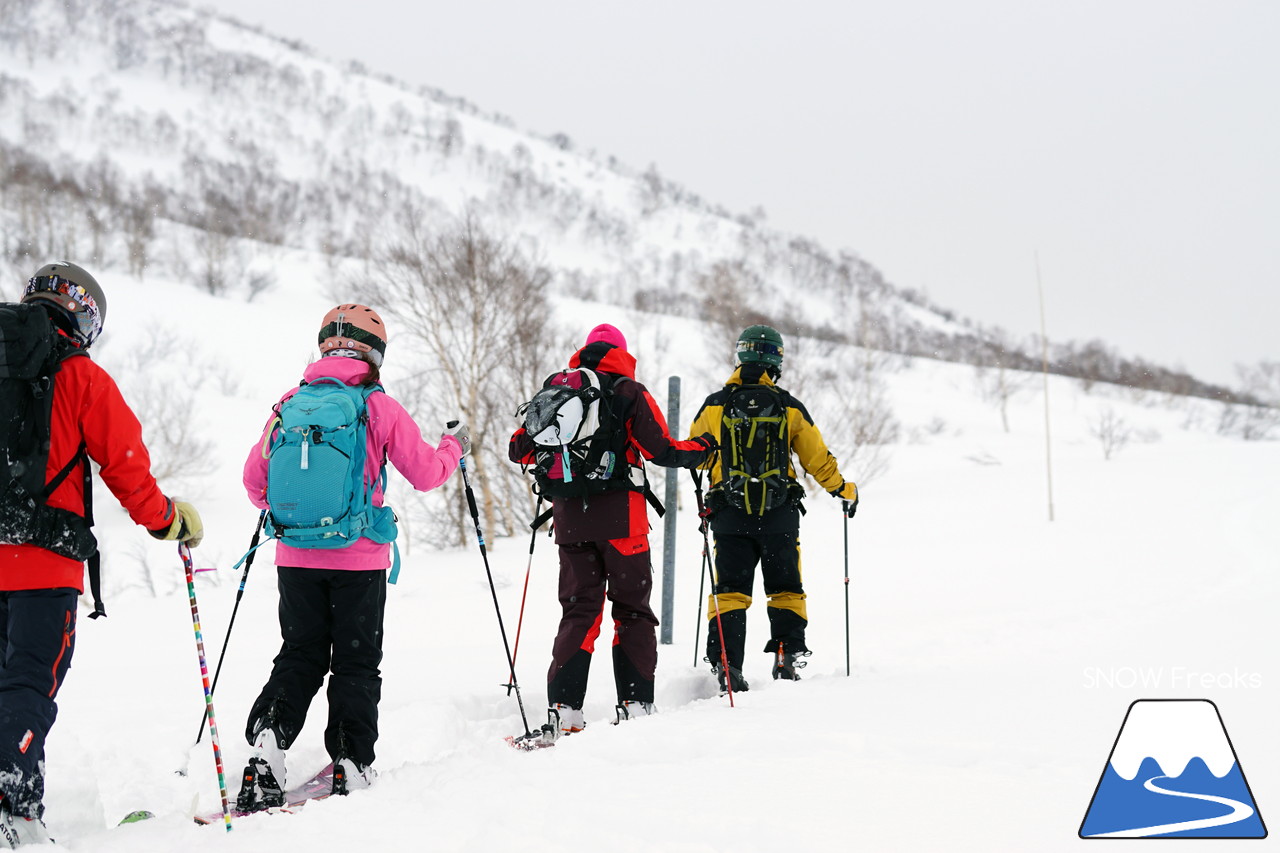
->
[181,542,233,832]
[196,510,265,744]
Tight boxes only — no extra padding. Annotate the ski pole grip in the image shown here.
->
[446,419,459,429]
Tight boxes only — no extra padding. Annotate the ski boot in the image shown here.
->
[540,703,585,744]
[333,757,377,796]
[0,796,53,848]
[772,642,808,681]
[236,726,286,813]
[614,700,656,724]
[711,662,749,694]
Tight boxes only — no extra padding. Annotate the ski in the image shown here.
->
[507,703,645,750]
[505,728,556,751]
[117,810,155,825]
[193,762,336,825]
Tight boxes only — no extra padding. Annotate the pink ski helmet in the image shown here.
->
[318,304,387,366]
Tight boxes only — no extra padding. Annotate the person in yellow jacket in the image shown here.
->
[688,325,858,692]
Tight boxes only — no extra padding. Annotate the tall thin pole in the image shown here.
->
[195,509,265,745]
[660,376,680,644]
[458,454,534,738]
[843,505,851,677]
[181,542,233,832]
[1036,252,1055,522]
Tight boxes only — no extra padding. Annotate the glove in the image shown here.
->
[444,420,472,457]
[693,432,718,452]
[829,481,858,518]
[149,499,204,548]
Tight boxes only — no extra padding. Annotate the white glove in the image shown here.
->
[444,420,471,457]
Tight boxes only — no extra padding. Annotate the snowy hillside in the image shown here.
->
[23,264,1278,852]
[2,1,1275,850]
[1,0,1248,406]
[0,0,907,343]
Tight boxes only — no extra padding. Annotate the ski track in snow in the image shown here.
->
[1084,775,1256,838]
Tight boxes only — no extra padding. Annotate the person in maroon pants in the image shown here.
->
[510,324,713,738]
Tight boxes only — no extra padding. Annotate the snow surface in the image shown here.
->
[26,272,1277,853]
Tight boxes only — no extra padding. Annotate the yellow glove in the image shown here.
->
[829,481,858,517]
[150,500,204,548]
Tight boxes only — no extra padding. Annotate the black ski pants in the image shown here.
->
[0,588,77,819]
[705,531,807,669]
[547,535,659,709]
[246,567,385,768]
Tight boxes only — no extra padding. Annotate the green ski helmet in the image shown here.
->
[22,261,107,347]
[735,324,784,367]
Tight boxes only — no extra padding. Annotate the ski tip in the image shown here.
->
[118,810,155,825]
[505,733,554,752]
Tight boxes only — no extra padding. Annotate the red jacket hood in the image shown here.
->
[569,342,636,379]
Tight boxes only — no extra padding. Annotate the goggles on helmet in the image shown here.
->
[23,273,103,346]
[736,338,783,361]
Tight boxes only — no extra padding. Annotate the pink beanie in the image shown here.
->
[585,323,627,350]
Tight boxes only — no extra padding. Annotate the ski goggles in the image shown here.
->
[23,273,103,345]
[736,338,783,362]
[318,320,386,366]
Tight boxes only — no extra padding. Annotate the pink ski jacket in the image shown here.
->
[242,357,462,570]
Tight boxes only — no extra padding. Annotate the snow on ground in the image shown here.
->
[31,281,1277,852]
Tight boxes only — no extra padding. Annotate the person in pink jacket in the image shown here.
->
[236,304,467,811]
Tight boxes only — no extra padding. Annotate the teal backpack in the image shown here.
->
[250,377,401,580]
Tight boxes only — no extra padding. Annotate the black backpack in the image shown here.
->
[717,383,796,516]
[518,367,638,500]
[1,302,103,612]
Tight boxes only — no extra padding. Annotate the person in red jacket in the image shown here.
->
[0,262,202,845]
[509,324,714,739]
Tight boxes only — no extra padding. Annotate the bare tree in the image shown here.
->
[974,330,1033,433]
[1231,360,1280,440]
[788,343,899,486]
[1089,406,1133,460]
[354,206,554,547]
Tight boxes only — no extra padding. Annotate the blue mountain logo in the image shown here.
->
[1080,699,1266,838]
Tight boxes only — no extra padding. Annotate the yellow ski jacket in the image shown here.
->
[688,366,852,505]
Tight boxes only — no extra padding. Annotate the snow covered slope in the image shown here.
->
[30,269,1277,851]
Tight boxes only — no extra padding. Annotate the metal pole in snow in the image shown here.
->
[1037,252,1055,522]
[660,376,680,644]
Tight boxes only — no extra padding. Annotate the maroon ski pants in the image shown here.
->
[547,535,658,709]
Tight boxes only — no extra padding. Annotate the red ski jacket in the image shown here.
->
[0,351,174,592]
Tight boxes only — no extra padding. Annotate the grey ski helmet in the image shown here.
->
[23,261,107,347]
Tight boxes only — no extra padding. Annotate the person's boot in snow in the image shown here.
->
[333,757,377,795]
[712,662,749,694]
[614,700,656,724]
[236,725,286,812]
[772,642,808,681]
[540,704,585,743]
[0,796,53,849]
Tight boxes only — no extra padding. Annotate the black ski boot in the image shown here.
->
[772,642,808,680]
[236,757,284,813]
[712,662,749,694]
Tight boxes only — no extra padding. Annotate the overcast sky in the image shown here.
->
[209,0,1277,387]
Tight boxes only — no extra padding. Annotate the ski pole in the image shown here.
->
[843,501,851,677]
[691,471,734,707]
[693,538,707,668]
[180,542,233,832]
[195,509,266,744]
[505,496,543,695]
[453,440,534,738]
